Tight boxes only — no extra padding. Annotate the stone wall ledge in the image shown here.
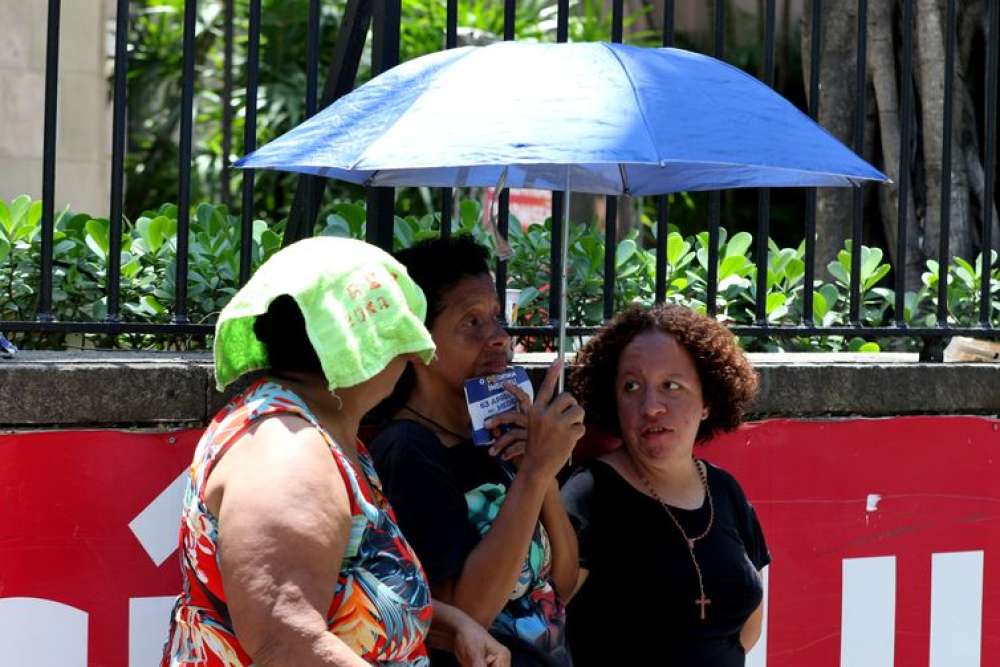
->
[1,351,998,427]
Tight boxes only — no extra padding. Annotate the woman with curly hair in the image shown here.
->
[560,304,768,667]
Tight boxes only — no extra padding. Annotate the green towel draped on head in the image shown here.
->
[213,237,436,391]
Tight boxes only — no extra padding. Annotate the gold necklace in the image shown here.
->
[633,458,715,621]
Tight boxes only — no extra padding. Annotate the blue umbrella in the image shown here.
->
[238,41,887,382]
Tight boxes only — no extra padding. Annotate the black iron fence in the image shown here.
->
[2,0,999,356]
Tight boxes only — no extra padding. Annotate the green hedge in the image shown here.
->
[2,194,997,351]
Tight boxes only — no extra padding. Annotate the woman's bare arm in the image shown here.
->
[538,480,579,599]
[215,416,369,667]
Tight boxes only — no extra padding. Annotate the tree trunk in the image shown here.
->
[867,0,923,289]
[957,1,1000,255]
[915,0,974,263]
[802,0,860,276]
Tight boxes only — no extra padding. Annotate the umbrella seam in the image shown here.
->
[601,43,662,167]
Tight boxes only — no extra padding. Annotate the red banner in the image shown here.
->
[703,416,1000,667]
[2,416,999,666]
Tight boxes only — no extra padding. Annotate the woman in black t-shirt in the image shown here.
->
[561,304,768,667]
[370,236,585,667]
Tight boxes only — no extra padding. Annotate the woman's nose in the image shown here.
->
[488,317,511,348]
[641,388,665,416]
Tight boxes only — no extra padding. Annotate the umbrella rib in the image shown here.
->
[349,49,475,172]
[601,43,662,167]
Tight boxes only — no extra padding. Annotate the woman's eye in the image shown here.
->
[665,381,681,390]
[622,380,639,392]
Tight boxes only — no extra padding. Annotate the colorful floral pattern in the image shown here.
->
[465,483,568,661]
[163,380,432,666]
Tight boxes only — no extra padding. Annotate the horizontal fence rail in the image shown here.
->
[2,0,999,356]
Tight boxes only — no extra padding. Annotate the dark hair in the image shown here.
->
[253,294,323,377]
[368,235,492,421]
[569,304,758,443]
[394,235,492,329]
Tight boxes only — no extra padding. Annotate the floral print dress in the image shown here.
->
[163,380,432,666]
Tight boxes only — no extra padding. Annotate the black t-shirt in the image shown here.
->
[370,419,570,667]
[560,459,770,667]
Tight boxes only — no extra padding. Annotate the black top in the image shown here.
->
[371,419,571,667]
[560,459,770,667]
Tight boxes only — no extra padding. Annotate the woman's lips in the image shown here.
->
[478,357,509,374]
[639,424,675,439]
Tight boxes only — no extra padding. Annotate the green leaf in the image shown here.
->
[333,202,366,238]
[122,257,141,279]
[136,216,166,253]
[8,194,30,227]
[818,284,840,313]
[812,289,829,320]
[666,232,690,267]
[765,292,786,315]
[847,338,880,353]
[863,263,891,291]
[615,239,637,268]
[725,231,753,258]
[719,254,749,280]
[321,214,352,238]
[393,216,415,250]
[859,246,884,282]
[459,199,481,230]
[517,286,540,307]
[0,236,9,265]
[0,199,10,233]
[53,239,76,257]
[784,257,805,285]
[85,219,110,260]
[827,260,850,286]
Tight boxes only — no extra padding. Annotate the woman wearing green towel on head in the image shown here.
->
[162,237,509,667]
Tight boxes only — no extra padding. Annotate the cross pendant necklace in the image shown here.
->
[633,458,715,622]
[695,593,712,620]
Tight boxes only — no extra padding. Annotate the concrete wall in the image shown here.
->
[0,0,113,216]
[2,351,998,427]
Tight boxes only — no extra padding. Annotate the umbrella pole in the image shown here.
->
[557,185,571,393]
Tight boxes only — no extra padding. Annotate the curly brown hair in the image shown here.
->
[569,304,759,443]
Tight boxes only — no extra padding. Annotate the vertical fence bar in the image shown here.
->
[936,0,957,327]
[174,0,198,322]
[439,0,458,239]
[603,197,619,321]
[655,0,675,304]
[981,0,999,326]
[848,0,869,325]
[754,0,776,325]
[549,0,569,331]
[239,0,262,286]
[306,0,321,116]
[367,0,402,250]
[895,0,914,326]
[802,0,822,327]
[107,0,131,323]
[221,0,234,207]
[706,0,725,317]
[37,0,61,322]
[496,191,511,318]
[303,0,322,233]
[282,0,372,248]
[603,0,623,321]
[446,0,458,47]
[495,0,516,317]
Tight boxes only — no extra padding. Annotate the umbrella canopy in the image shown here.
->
[237,41,887,193]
